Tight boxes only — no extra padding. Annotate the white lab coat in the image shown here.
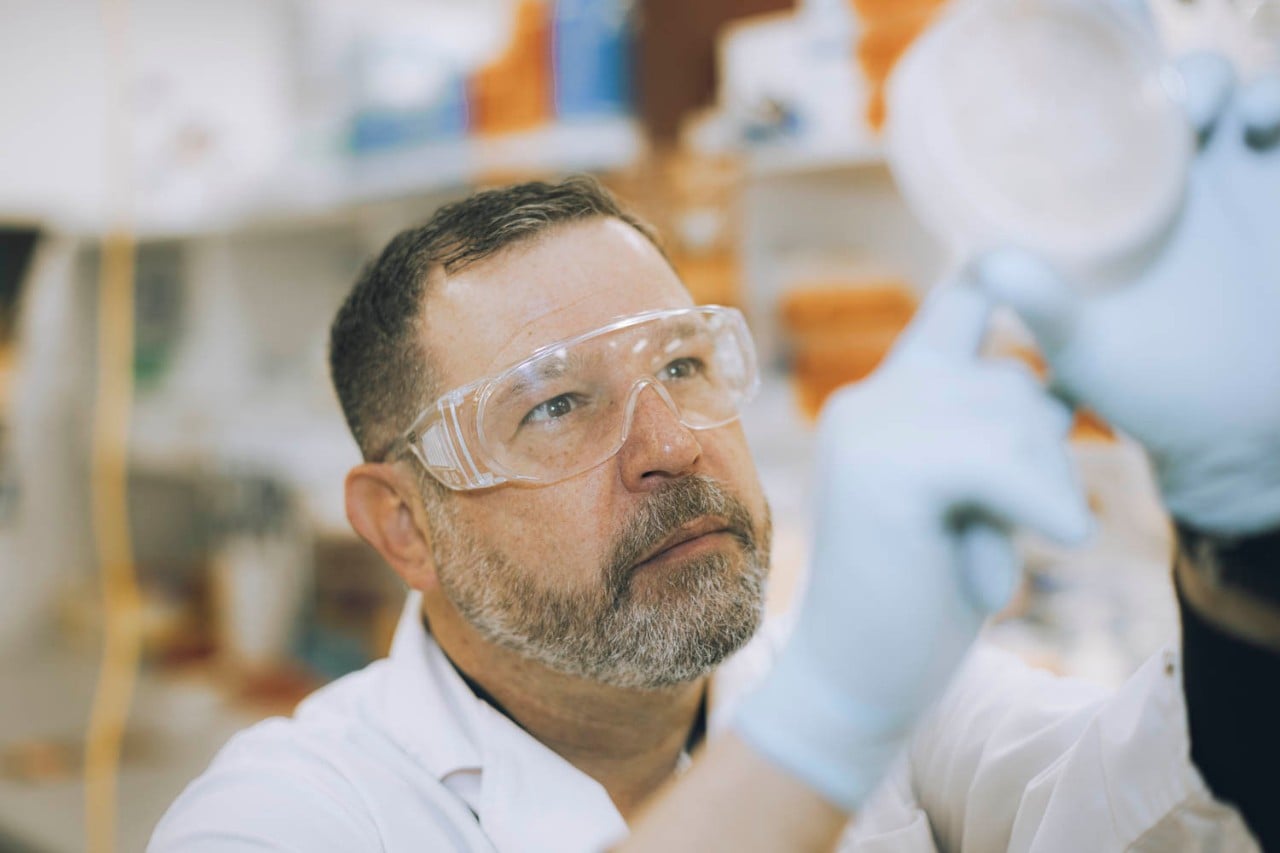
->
[150,592,1258,852]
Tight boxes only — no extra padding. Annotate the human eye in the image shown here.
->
[658,356,706,382]
[521,392,586,425]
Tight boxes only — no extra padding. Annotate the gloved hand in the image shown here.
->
[975,57,1280,536]
[734,282,1092,810]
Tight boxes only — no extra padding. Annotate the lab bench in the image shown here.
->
[0,650,259,852]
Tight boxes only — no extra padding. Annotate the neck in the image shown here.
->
[422,593,706,820]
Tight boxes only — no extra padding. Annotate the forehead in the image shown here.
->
[423,217,694,389]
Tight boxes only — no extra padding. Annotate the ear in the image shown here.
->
[345,463,439,592]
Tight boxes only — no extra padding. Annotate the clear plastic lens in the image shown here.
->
[411,306,758,489]
[479,308,751,481]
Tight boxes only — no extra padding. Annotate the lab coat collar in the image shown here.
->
[382,591,630,852]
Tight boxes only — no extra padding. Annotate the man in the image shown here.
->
[152,62,1279,851]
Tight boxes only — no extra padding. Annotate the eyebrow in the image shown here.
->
[657,318,706,347]
[486,315,712,410]
[490,347,598,411]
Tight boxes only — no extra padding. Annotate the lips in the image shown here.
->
[632,516,732,569]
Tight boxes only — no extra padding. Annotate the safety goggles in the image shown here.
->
[399,305,760,490]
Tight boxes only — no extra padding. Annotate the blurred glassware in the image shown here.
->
[718,3,871,155]
[210,476,310,675]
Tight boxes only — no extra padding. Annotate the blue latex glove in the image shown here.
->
[734,280,1092,810]
[976,58,1280,536]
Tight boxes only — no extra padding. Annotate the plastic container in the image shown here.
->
[469,0,554,135]
[552,0,633,119]
[885,0,1194,277]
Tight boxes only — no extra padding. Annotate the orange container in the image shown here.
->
[850,0,951,130]
[781,282,916,331]
[469,0,553,135]
[784,278,1118,436]
[672,251,741,309]
[780,282,919,420]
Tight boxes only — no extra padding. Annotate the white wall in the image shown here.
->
[0,0,295,232]
[0,0,110,226]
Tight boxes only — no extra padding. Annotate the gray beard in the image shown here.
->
[425,475,770,690]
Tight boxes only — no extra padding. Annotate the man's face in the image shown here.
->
[417,218,772,690]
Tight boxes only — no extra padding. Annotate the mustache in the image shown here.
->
[604,475,758,589]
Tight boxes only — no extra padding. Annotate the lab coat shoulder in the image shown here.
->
[148,661,491,853]
[148,715,386,852]
[900,643,1258,852]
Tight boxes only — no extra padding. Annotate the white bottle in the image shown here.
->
[796,0,871,154]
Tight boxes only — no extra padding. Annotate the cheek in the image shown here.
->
[457,487,617,587]
[701,427,768,515]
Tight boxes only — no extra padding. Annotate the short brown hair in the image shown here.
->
[328,175,662,462]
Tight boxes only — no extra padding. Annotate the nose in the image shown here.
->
[615,380,702,491]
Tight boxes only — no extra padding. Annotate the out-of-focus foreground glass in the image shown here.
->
[886,0,1193,276]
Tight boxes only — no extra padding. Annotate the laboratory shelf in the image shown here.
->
[745,136,885,179]
[342,118,645,205]
[128,399,359,540]
[54,118,646,241]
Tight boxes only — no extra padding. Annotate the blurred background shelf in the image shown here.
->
[73,118,648,241]
[745,138,884,179]
[340,118,645,206]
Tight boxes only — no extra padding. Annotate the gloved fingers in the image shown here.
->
[1019,415,1088,531]
[1240,72,1280,148]
[958,411,1085,616]
[958,522,1020,614]
[971,247,1078,359]
[956,441,1092,546]
[1033,388,1076,439]
[972,359,1075,437]
[895,279,990,361]
[1175,52,1236,141]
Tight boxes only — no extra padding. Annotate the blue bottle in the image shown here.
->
[552,0,633,120]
